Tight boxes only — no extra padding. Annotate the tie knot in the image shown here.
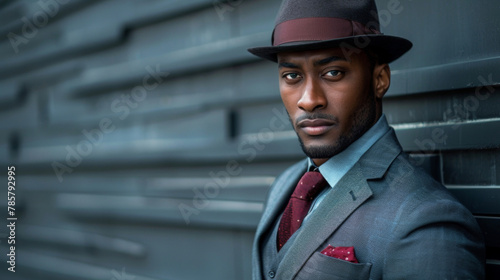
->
[292,171,328,201]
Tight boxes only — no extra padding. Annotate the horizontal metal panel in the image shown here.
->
[63,32,269,96]
[10,159,293,193]
[0,0,93,40]
[0,224,253,280]
[165,132,303,164]
[18,225,146,258]
[0,81,21,109]
[1,130,303,168]
[49,62,285,127]
[13,109,228,164]
[385,86,500,125]
[145,176,274,202]
[16,174,274,202]
[442,150,499,186]
[238,0,281,36]
[128,5,232,60]
[0,250,166,280]
[238,102,292,136]
[447,186,500,216]
[388,57,500,96]
[0,0,215,77]
[0,23,123,78]
[0,87,40,130]
[11,57,85,89]
[236,61,280,100]
[56,193,263,229]
[393,118,500,151]
[380,0,500,95]
[0,0,28,31]
[476,216,500,249]
[49,67,236,124]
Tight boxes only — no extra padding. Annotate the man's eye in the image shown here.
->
[284,73,300,80]
[325,70,342,77]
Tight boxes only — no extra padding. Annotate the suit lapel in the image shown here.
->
[276,163,373,279]
[255,160,307,240]
[253,160,306,278]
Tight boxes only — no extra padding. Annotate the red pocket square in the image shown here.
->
[320,245,359,263]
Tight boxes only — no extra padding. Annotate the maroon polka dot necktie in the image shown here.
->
[277,171,328,251]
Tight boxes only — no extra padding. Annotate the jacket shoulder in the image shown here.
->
[374,154,485,278]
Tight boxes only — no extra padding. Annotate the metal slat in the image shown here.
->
[476,216,500,250]
[63,32,269,97]
[0,0,215,77]
[18,225,146,258]
[1,250,165,280]
[12,109,227,165]
[447,186,500,216]
[55,193,263,229]
[394,119,500,151]
[388,57,500,97]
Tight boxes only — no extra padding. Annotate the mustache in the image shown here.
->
[294,113,338,127]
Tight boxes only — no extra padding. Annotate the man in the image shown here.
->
[247,0,485,279]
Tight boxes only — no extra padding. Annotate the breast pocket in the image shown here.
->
[295,252,372,280]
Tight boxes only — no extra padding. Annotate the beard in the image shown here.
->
[295,93,377,159]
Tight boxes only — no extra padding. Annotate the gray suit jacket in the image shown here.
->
[253,128,485,279]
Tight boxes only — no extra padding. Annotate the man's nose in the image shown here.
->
[297,78,326,112]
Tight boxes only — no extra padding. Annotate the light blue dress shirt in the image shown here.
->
[306,114,391,215]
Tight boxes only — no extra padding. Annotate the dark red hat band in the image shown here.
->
[273,17,381,46]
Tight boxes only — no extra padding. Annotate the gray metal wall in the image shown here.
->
[0,0,498,279]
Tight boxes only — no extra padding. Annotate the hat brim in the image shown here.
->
[248,34,412,64]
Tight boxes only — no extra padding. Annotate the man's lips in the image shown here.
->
[297,119,336,136]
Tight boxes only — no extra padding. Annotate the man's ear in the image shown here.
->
[373,63,390,99]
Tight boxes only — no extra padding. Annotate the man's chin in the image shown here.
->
[301,144,341,159]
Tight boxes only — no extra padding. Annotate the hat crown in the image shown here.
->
[247,0,412,63]
[275,0,380,31]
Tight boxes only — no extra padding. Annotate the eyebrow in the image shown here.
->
[278,62,299,69]
[314,56,347,66]
[278,56,347,69]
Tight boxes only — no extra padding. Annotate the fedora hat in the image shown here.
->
[248,0,412,63]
